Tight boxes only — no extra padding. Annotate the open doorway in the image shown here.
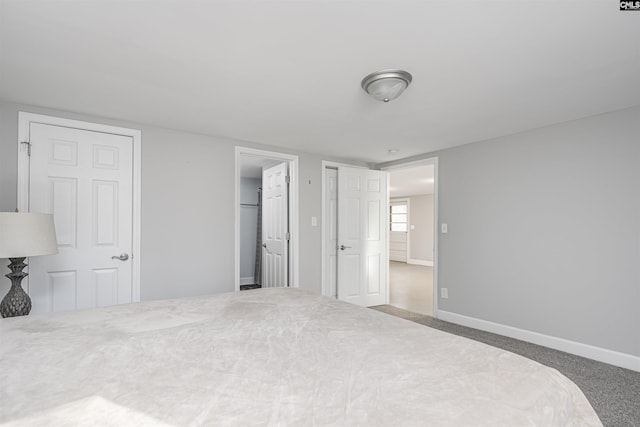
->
[235,147,299,292]
[387,162,436,316]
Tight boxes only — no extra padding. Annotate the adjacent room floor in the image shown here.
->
[389,261,433,316]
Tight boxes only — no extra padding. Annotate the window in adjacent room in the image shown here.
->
[390,202,408,232]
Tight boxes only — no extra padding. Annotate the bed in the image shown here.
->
[0,288,601,426]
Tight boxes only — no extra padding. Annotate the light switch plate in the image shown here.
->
[441,223,448,233]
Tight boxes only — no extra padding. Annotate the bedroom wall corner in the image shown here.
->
[376,106,640,360]
[434,107,640,358]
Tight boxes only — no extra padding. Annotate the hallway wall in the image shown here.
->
[409,194,434,264]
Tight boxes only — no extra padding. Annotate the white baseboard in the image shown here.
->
[438,310,640,372]
[407,259,434,267]
[240,276,255,285]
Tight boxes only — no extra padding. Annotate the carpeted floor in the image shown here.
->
[370,305,640,427]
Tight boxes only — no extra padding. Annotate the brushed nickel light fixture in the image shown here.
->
[361,69,412,102]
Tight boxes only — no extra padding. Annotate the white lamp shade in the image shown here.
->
[0,213,59,258]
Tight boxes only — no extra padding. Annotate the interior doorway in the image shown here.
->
[234,147,299,291]
[385,160,437,316]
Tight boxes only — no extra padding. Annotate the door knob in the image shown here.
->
[262,243,267,248]
[339,245,352,250]
[112,253,129,261]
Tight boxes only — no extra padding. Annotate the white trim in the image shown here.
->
[240,277,255,286]
[235,147,299,292]
[321,160,368,298]
[438,310,640,372]
[407,259,433,267]
[381,157,439,318]
[17,112,142,302]
[321,160,368,170]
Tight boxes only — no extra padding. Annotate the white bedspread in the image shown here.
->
[0,288,601,426]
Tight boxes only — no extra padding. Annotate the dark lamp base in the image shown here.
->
[0,257,32,318]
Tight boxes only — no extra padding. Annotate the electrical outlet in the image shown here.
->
[441,288,448,299]
[311,216,318,227]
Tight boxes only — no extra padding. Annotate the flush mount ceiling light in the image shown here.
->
[361,69,412,103]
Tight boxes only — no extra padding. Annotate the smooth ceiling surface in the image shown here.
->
[390,165,435,197]
[1,1,639,164]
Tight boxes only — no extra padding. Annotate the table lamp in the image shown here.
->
[0,212,58,318]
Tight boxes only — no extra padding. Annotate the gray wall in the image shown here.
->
[378,107,640,357]
[409,194,434,262]
[0,99,350,300]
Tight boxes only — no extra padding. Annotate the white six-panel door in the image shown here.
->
[337,166,388,307]
[26,123,134,314]
[262,162,289,288]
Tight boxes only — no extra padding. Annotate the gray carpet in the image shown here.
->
[370,305,640,427]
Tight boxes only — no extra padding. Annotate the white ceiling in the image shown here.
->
[1,1,638,164]
[389,165,434,198]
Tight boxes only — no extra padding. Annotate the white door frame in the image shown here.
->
[17,112,142,302]
[235,147,299,291]
[321,161,369,298]
[381,157,439,318]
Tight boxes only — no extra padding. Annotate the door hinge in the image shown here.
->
[21,141,32,156]
[285,175,291,184]
[285,232,290,241]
